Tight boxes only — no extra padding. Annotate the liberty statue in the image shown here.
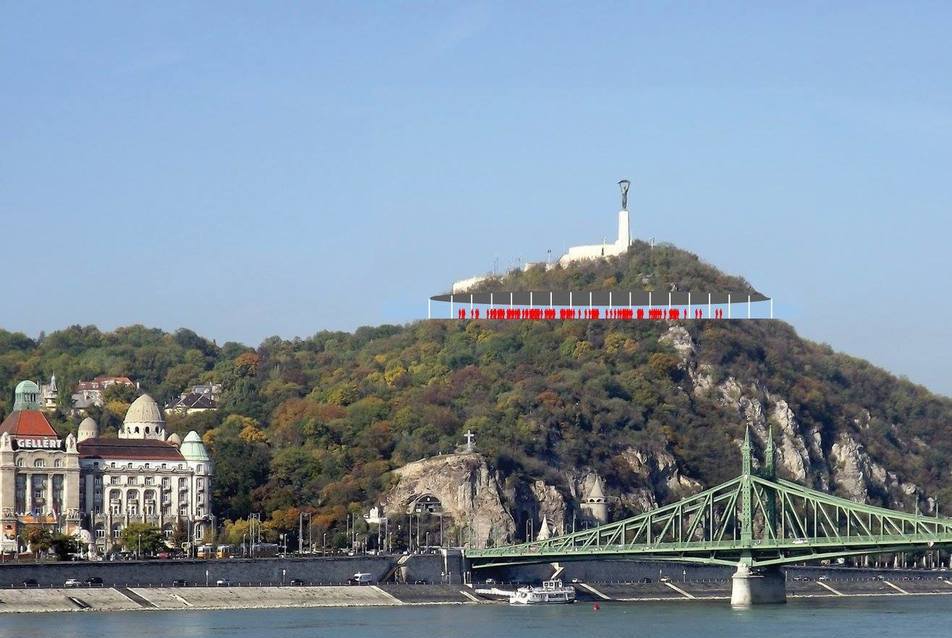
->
[618,179,630,211]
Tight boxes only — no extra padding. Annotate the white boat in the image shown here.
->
[509,579,576,605]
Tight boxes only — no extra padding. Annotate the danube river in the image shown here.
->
[1,597,951,637]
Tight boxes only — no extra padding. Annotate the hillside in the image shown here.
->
[0,242,949,548]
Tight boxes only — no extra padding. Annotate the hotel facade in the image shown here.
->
[0,381,212,555]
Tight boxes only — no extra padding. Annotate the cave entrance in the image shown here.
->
[403,493,447,552]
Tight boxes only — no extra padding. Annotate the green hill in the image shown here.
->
[453,239,758,295]
[0,242,949,547]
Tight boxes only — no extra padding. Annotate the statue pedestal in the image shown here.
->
[730,563,786,606]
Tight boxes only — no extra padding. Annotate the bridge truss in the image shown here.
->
[466,429,952,569]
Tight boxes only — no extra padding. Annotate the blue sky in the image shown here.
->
[1,3,950,395]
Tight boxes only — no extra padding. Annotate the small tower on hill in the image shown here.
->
[580,475,608,524]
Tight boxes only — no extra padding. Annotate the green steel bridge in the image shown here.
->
[465,428,952,571]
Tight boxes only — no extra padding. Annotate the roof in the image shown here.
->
[124,394,164,425]
[586,476,606,500]
[169,392,217,410]
[15,380,39,394]
[76,376,135,391]
[78,437,185,461]
[0,410,59,438]
[180,430,209,462]
[78,417,98,435]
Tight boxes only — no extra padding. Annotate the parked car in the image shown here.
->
[22,579,37,587]
[639,577,652,584]
[215,579,231,587]
[64,578,82,588]
[289,579,306,586]
[85,576,103,585]
[172,579,189,587]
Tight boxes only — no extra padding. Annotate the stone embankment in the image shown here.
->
[0,583,481,613]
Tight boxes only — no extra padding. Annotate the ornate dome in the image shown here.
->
[124,394,164,425]
[180,430,209,462]
[14,380,39,394]
[13,380,40,411]
[78,417,98,442]
[167,432,182,446]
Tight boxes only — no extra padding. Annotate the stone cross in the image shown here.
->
[464,429,475,453]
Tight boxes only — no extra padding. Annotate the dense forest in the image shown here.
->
[1,243,949,547]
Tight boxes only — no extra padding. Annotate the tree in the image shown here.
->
[120,523,166,556]
[25,526,52,558]
[169,519,189,550]
[49,533,80,561]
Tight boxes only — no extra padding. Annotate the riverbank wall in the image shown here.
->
[0,554,451,588]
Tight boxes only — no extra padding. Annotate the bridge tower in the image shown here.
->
[731,426,786,607]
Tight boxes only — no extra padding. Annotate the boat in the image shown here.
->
[508,579,576,605]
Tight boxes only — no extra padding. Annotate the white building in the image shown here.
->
[76,395,212,554]
[1,383,213,557]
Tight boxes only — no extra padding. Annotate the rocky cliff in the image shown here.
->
[382,452,516,547]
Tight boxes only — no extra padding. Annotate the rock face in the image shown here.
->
[530,480,567,535]
[382,452,515,548]
[666,324,924,507]
[381,326,930,547]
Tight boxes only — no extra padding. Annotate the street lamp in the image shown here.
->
[322,532,327,557]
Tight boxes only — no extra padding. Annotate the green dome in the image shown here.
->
[14,380,39,394]
[180,430,209,462]
[13,380,40,411]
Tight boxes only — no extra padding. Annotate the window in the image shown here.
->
[161,463,167,470]
[95,528,105,538]
[34,459,45,468]
[198,464,204,473]
[53,458,63,468]
[110,476,120,485]
[145,476,154,486]
[113,528,121,538]
[15,459,23,467]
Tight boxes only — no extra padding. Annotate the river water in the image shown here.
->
[1,598,949,637]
